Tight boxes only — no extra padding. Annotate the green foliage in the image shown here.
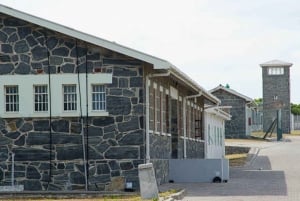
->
[254,98,263,105]
[291,103,300,115]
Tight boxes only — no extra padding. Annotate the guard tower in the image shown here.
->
[260,60,293,134]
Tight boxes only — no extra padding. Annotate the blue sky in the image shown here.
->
[1,0,300,102]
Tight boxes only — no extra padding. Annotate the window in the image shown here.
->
[63,85,77,111]
[5,86,19,112]
[268,67,284,75]
[34,85,48,112]
[92,85,106,111]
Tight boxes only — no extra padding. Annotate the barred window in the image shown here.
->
[5,86,19,112]
[34,85,48,112]
[63,85,77,111]
[92,85,106,111]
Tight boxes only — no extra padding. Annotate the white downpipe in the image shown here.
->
[81,118,88,191]
[11,153,15,186]
[145,75,150,163]
[183,97,187,158]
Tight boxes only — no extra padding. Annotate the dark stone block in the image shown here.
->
[53,47,69,57]
[70,172,85,184]
[0,55,10,62]
[0,147,8,161]
[139,116,144,129]
[104,125,116,133]
[120,162,133,170]
[61,63,75,73]
[107,96,131,115]
[49,56,63,65]
[111,170,120,177]
[33,119,50,131]
[117,117,139,132]
[123,89,135,97]
[8,33,18,43]
[109,89,122,96]
[47,37,58,50]
[108,160,120,170]
[97,163,110,174]
[70,46,87,58]
[95,142,110,153]
[131,97,138,104]
[26,132,49,145]
[93,117,114,127]
[53,133,82,145]
[108,77,118,88]
[130,77,143,87]
[108,139,118,146]
[89,174,111,184]
[133,104,143,115]
[113,67,137,77]
[32,46,48,61]
[20,54,30,64]
[77,62,93,73]
[57,163,65,169]
[31,62,42,69]
[27,166,41,179]
[0,136,12,146]
[87,53,100,60]
[26,35,38,47]
[65,41,75,49]
[0,30,8,42]
[75,164,85,173]
[0,63,14,74]
[23,180,43,191]
[4,17,27,26]
[1,44,12,53]
[116,116,123,122]
[87,147,104,160]
[14,40,29,53]
[2,27,16,35]
[133,160,144,168]
[71,122,82,134]
[13,148,50,161]
[52,119,69,133]
[44,65,56,74]
[119,130,143,145]
[5,131,21,139]
[15,62,31,74]
[18,27,31,39]
[87,126,103,136]
[105,146,139,159]
[57,145,83,160]
[103,131,116,140]
[0,169,3,181]
[119,78,128,88]
[20,122,33,132]
[122,169,138,177]
[103,58,141,66]
[15,135,25,146]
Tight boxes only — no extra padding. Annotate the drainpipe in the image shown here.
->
[145,72,170,163]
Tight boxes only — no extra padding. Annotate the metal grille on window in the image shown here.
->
[63,85,77,111]
[34,85,48,112]
[92,85,106,111]
[5,86,19,112]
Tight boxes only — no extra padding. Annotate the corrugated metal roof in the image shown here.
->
[0,4,220,104]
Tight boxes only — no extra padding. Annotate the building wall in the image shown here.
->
[262,67,291,133]
[211,90,247,138]
[0,14,145,191]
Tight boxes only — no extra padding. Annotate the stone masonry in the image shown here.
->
[0,14,145,191]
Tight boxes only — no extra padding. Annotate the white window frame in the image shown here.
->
[268,67,284,75]
[63,84,77,111]
[91,84,106,111]
[34,85,48,112]
[5,85,19,112]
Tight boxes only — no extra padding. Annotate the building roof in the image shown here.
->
[0,4,220,104]
[209,85,253,103]
[260,59,293,68]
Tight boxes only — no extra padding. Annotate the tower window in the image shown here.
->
[268,67,284,75]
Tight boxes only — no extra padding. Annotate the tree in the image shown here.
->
[291,103,300,115]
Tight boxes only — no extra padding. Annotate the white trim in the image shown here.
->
[0,73,112,118]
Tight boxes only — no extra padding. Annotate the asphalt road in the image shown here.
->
[160,136,300,201]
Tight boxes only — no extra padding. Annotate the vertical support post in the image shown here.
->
[11,153,15,187]
[277,109,282,141]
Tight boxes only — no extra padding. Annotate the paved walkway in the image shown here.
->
[160,136,300,201]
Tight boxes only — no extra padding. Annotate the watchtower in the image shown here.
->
[260,60,292,134]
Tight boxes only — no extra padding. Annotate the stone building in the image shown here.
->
[0,5,226,191]
[260,60,292,134]
[210,85,261,138]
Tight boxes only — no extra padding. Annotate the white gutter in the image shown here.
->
[145,72,171,163]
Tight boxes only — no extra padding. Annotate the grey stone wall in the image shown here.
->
[0,14,145,191]
[211,89,247,138]
[186,140,204,158]
[262,67,291,133]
